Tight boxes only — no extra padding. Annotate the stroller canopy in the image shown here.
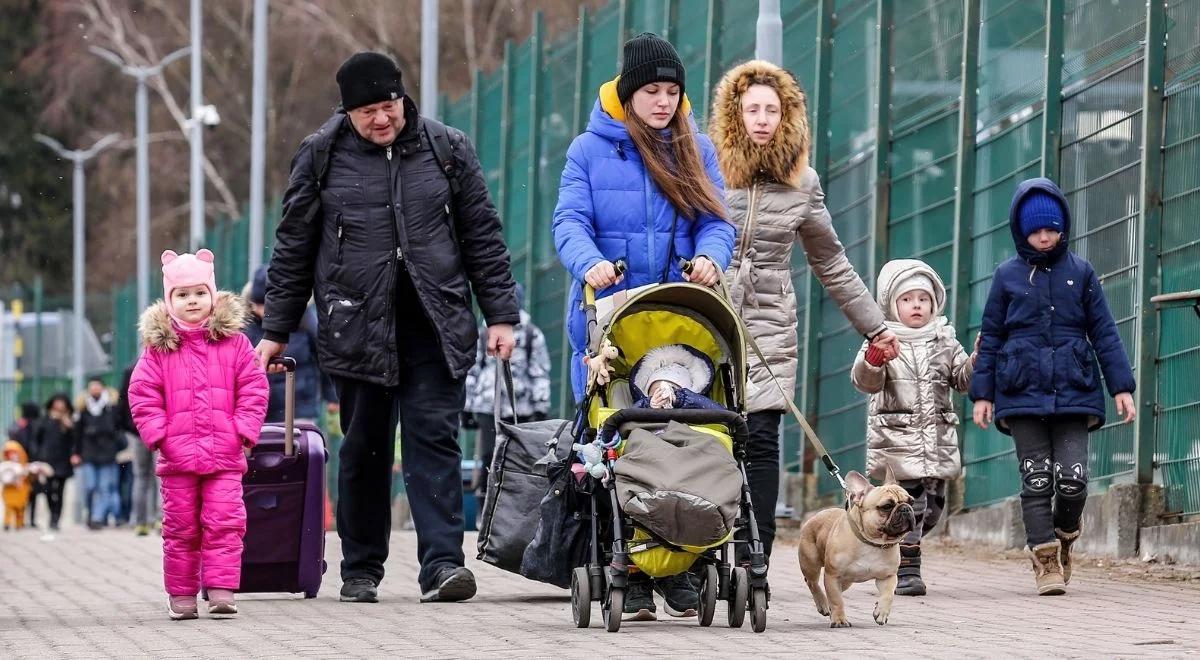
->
[589,283,748,411]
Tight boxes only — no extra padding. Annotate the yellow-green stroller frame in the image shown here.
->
[569,267,770,633]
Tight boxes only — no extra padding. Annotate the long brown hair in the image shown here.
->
[624,103,727,221]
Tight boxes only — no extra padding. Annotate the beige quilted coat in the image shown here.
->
[851,260,974,481]
[710,60,885,412]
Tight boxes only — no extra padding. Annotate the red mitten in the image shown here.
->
[864,344,889,367]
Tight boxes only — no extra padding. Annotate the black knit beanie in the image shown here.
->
[337,52,406,111]
[617,32,685,104]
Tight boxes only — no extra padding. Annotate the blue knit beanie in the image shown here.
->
[1017,190,1065,237]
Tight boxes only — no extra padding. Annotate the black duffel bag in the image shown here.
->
[476,360,573,575]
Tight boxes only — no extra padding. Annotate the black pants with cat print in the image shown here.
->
[1009,415,1090,547]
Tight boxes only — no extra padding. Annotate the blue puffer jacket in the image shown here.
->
[553,80,735,400]
[968,178,1135,434]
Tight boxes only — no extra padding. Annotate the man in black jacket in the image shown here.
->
[256,52,519,604]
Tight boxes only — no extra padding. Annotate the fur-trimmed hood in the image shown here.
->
[631,344,716,396]
[139,291,251,352]
[709,60,810,189]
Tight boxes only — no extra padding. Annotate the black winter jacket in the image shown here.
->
[263,100,519,386]
[75,401,123,464]
[33,418,76,477]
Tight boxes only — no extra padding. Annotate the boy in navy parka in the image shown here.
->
[969,178,1135,597]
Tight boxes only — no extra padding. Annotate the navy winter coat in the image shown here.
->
[968,178,1135,434]
[553,80,735,400]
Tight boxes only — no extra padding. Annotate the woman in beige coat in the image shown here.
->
[710,60,897,557]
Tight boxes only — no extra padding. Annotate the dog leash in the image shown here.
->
[682,260,847,490]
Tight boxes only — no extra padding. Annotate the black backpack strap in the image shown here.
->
[423,118,463,205]
[308,113,344,189]
[295,113,344,228]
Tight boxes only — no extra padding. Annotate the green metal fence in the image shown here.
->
[12,0,1193,516]
[434,0,1197,512]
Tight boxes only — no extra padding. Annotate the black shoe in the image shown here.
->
[339,577,379,603]
[86,521,104,531]
[895,573,927,596]
[622,577,656,621]
[420,567,477,603]
[654,573,699,617]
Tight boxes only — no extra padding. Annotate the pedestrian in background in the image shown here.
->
[29,393,75,534]
[72,377,124,530]
[463,282,551,516]
[970,178,1136,596]
[128,249,269,620]
[242,265,338,425]
[119,364,159,536]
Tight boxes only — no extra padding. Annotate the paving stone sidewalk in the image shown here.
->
[1,527,1197,658]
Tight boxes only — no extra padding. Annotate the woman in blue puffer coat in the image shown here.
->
[553,32,735,404]
[552,32,734,624]
[969,177,1135,597]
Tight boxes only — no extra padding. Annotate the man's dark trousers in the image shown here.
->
[333,328,466,594]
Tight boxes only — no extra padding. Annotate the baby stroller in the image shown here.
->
[567,263,770,633]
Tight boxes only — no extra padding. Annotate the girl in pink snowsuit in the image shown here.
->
[128,249,268,620]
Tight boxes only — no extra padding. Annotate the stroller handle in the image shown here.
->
[599,408,749,446]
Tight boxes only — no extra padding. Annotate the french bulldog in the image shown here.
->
[798,466,916,627]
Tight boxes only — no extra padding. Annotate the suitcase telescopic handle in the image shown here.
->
[269,356,298,456]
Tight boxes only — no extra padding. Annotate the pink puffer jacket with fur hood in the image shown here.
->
[128,292,269,476]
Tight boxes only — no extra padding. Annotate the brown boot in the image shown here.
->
[1026,541,1066,596]
[1055,527,1081,584]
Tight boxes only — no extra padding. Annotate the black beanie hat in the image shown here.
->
[337,52,406,111]
[617,32,685,104]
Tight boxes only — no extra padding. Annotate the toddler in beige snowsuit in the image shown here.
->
[852,259,977,596]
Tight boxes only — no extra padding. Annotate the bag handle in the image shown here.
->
[268,356,298,456]
[492,357,519,429]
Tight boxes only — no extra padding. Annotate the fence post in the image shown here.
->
[702,0,720,115]
[951,0,981,335]
[499,41,514,245]
[871,0,895,278]
[559,6,590,417]
[618,0,631,42]
[1040,0,1064,180]
[470,69,481,141]
[802,0,835,425]
[662,0,674,41]
[1135,0,1167,486]
[952,0,981,488]
[33,274,43,403]
[526,13,544,291]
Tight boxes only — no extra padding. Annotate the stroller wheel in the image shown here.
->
[727,567,748,628]
[603,587,624,633]
[750,586,768,633]
[571,567,591,628]
[697,564,718,627]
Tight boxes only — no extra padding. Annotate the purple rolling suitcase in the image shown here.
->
[239,357,328,598]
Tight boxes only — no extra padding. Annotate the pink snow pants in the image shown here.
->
[160,471,246,596]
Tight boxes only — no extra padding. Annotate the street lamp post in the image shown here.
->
[90,46,189,314]
[32,133,121,395]
[248,0,269,278]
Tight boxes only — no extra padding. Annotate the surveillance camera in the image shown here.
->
[195,104,220,128]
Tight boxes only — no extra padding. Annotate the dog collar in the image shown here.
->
[848,510,900,549]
